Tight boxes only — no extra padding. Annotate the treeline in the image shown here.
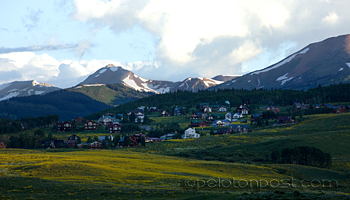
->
[0,119,22,134]
[21,114,59,129]
[90,83,350,118]
[271,146,332,168]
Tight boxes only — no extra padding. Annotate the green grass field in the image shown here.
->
[1,113,350,199]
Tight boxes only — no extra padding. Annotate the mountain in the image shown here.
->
[68,83,154,106]
[0,80,60,101]
[212,34,350,90]
[0,90,112,121]
[211,75,240,82]
[79,64,232,93]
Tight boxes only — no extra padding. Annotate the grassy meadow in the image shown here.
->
[1,113,350,199]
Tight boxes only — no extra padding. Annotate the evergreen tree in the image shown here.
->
[141,136,146,147]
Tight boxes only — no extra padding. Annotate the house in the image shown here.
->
[182,128,200,139]
[137,106,146,111]
[206,115,215,123]
[57,122,74,132]
[225,112,234,121]
[150,107,158,112]
[293,103,309,111]
[99,135,113,141]
[149,138,163,143]
[98,115,119,125]
[278,116,293,124]
[203,105,212,113]
[75,116,85,124]
[233,113,243,119]
[212,120,231,127]
[160,133,177,140]
[118,135,138,147]
[161,110,171,117]
[90,141,102,149]
[133,110,145,123]
[108,123,122,133]
[210,105,220,112]
[265,106,280,113]
[68,134,80,141]
[84,120,99,131]
[237,105,250,114]
[218,105,228,112]
[315,104,333,109]
[0,141,6,149]
[64,140,76,148]
[229,124,251,133]
[332,106,347,113]
[251,114,262,122]
[116,114,124,120]
[190,113,200,119]
[214,128,231,135]
[174,107,181,116]
[189,121,207,128]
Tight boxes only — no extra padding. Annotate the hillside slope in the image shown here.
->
[212,34,350,90]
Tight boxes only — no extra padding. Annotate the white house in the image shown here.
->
[225,112,234,121]
[233,113,243,118]
[218,105,228,112]
[182,128,200,139]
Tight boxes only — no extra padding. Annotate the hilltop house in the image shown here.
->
[189,121,207,128]
[57,122,75,132]
[108,123,122,133]
[150,107,158,112]
[84,120,99,131]
[214,128,231,135]
[161,110,171,117]
[237,104,249,115]
[229,124,251,133]
[278,116,293,124]
[265,106,280,113]
[182,128,200,139]
[98,115,119,125]
[218,105,228,112]
[160,133,177,140]
[251,114,262,122]
[212,119,231,127]
[134,110,145,123]
[0,141,6,149]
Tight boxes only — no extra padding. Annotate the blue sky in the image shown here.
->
[1,0,350,88]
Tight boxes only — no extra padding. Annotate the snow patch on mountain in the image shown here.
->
[299,48,309,54]
[109,67,119,72]
[281,77,294,85]
[339,68,343,71]
[95,74,100,77]
[276,73,289,81]
[248,80,251,82]
[0,83,11,91]
[27,89,34,95]
[346,63,350,68]
[35,91,45,95]
[139,77,148,82]
[251,54,297,75]
[0,92,20,101]
[99,69,107,74]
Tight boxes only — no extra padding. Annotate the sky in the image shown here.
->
[0,0,350,88]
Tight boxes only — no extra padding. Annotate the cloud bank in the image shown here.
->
[72,0,350,80]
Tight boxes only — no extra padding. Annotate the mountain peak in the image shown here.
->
[106,64,116,68]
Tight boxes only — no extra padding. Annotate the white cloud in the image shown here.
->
[70,0,350,80]
[322,12,339,24]
[0,52,161,88]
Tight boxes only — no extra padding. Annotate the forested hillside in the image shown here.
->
[90,83,350,117]
[0,90,112,121]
